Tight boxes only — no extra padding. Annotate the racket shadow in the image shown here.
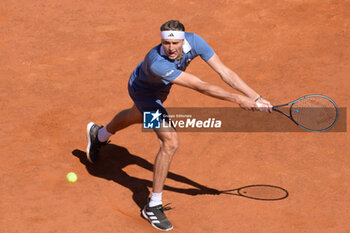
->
[220,184,289,201]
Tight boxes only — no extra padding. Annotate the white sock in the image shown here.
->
[149,192,162,207]
[97,126,113,142]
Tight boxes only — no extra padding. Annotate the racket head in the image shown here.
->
[289,95,338,132]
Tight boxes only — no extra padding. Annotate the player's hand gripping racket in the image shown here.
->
[258,94,338,132]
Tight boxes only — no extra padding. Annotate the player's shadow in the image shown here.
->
[72,144,220,209]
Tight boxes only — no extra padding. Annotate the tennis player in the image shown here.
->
[86,20,272,231]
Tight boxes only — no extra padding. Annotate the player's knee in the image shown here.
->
[162,133,179,153]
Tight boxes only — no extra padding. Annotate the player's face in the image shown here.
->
[161,39,184,60]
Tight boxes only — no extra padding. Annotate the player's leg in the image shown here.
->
[142,122,177,231]
[152,124,179,194]
[105,104,142,134]
[86,104,142,163]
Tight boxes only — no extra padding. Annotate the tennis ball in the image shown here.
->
[66,172,78,183]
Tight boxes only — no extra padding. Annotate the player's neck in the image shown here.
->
[176,52,183,62]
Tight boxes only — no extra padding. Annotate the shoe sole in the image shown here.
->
[142,208,173,231]
[86,122,95,163]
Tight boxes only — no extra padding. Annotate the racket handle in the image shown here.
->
[256,102,264,112]
[256,102,273,112]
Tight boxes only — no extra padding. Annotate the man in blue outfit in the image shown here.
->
[86,20,272,231]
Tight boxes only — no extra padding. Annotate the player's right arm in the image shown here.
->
[171,72,258,111]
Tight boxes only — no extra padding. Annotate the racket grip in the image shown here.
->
[256,102,271,112]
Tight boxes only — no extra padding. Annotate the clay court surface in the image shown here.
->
[1,0,350,232]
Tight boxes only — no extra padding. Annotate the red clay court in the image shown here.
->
[1,1,349,232]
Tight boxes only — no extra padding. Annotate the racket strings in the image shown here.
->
[291,96,337,131]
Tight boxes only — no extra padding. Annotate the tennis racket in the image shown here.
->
[220,184,288,201]
[259,94,339,132]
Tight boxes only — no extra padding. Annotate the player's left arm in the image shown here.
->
[206,53,272,110]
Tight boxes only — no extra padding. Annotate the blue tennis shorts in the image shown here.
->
[128,83,170,120]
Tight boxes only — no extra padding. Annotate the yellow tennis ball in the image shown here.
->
[66,172,78,183]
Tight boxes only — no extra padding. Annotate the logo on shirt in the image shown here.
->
[163,69,174,78]
[143,110,162,129]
